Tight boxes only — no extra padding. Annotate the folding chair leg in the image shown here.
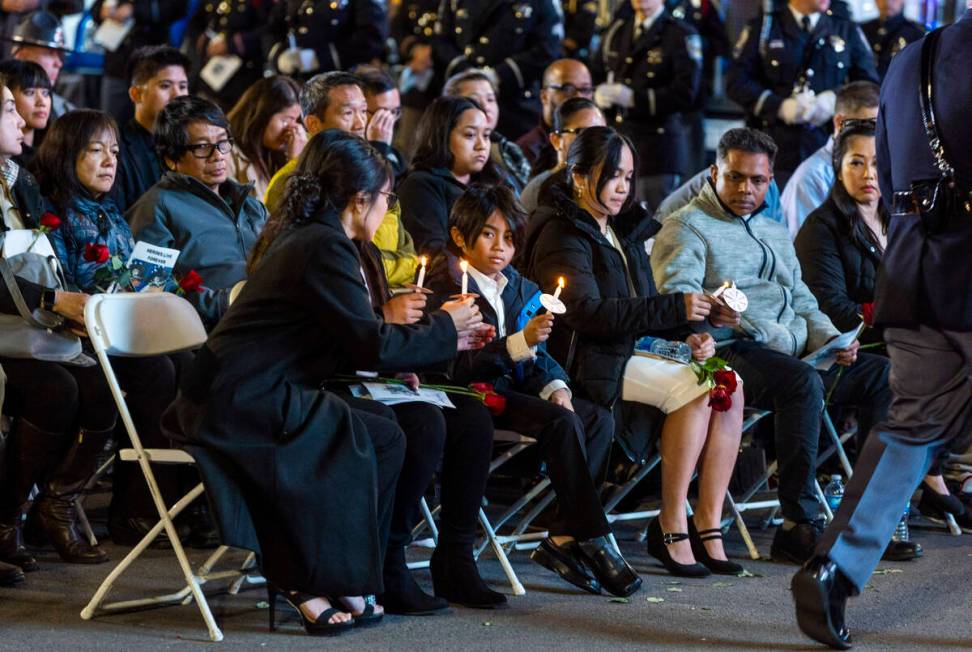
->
[419,497,439,546]
[478,508,525,596]
[725,492,761,561]
[75,496,98,547]
[814,480,834,523]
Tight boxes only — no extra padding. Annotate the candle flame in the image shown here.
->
[459,259,469,272]
[557,277,565,289]
[420,255,427,266]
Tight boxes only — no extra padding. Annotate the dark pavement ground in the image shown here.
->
[2,501,972,651]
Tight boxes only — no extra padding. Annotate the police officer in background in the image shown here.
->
[562,0,600,60]
[267,0,387,80]
[792,11,972,649]
[592,0,702,211]
[726,0,877,188]
[392,0,439,157]
[188,0,270,110]
[432,0,562,141]
[861,0,924,80]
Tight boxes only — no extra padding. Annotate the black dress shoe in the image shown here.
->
[645,518,710,578]
[0,559,24,586]
[881,539,922,562]
[530,538,601,595]
[575,535,642,597]
[771,522,821,565]
[688,520,744,575]
[792,557,854,650]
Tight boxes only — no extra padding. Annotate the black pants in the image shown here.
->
[819,326,972,592]
[354,395,494,552]
[722,342,891,523]
[493,392,614,541]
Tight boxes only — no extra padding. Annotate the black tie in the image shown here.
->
[801,15,812,33]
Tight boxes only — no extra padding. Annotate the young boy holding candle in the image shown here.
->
[426,184,642,599]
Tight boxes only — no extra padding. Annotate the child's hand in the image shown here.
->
[523,313,555,347]
[548,388,574,412]
[383,292,428,325]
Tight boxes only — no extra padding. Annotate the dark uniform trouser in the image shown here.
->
[817,325,972,592]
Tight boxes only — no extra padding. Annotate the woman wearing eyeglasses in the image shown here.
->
[128,95,268,331]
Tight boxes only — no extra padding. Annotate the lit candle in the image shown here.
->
[459,259,469,295]
[416,255,428,289]
[553,277,565,300]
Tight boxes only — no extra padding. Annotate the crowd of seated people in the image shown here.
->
[0,1,960,639]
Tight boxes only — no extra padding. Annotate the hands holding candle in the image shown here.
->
[540,276,568,315]
[415,255,428,289]
[459,259,469,295]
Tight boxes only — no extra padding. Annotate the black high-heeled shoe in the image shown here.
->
[645,518,710,578]
[267,584,354,636]
[688,520,744,575]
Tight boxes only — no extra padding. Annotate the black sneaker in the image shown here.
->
[771,522,821,565]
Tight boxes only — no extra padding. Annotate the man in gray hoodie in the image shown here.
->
[652,127,892,565]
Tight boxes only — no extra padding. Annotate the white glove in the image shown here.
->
[594,82,635,109]
[778,91,815,125]
[807,90,837,127]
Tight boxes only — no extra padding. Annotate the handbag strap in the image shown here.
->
[0,231,64,330]
[918,27,954,178]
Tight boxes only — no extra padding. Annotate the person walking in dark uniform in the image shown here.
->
[562,0,600,60]
[726,0,877,188]
[860,0,924,80]
[431,0,562,141]
[266,0,387,80]
[592,0,703,211]
[792,12,972,649]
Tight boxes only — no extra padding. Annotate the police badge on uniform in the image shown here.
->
[647,48,664,65]
[686,34,703,63]
[513,2,533,19]
[830,34,846,53]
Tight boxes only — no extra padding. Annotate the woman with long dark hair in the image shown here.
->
[796,121,971,536]
[398,95,504,257]
[164,134,486,634]
[226,75,306,199]
[524,126,746,578]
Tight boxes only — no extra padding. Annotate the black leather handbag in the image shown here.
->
[912,26,972,234]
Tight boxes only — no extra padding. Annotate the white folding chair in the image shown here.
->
[79,293,260,642]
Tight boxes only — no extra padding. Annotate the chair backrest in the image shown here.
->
[85,293,207,357]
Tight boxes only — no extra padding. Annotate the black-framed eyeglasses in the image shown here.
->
[380,190,399,210]
[184,139,233,159]
[840,118,877,131]
[544,83,595,98]
[556,127,583,136]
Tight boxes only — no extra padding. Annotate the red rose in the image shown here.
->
[713,369,738,394]
[469,382,493,394]
[708,385,733,412]
[39,212,61,230]
[483,391,507,416]
[861,302,875,327]
[178,269,204,294]
[83,243,111,264]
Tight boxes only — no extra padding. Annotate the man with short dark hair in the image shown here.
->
[352,64,406,177]
[653,127,895,567]
[114,45,190,211]
[782,80,880,236]
[128,96,267,329]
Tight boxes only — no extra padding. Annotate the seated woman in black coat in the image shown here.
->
[523,127,746,578]
[398,96,504,257]
[164,136,484,635]
[795,121,968,530]
[427,184,641,597]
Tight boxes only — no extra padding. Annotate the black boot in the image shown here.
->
[380,545,449,615]
[792,557,855,650]
[430,543,507,609]
[25,426,114,564]
[0,420,66,571]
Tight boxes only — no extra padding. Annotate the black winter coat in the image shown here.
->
[426,254,569,397]
[794,196,881,335]
[162,208,458,596]
[398,167,467,256]
[522,182,686,408]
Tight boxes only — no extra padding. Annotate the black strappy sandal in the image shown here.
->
[333,595,384,628]
[267,584,354,636]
